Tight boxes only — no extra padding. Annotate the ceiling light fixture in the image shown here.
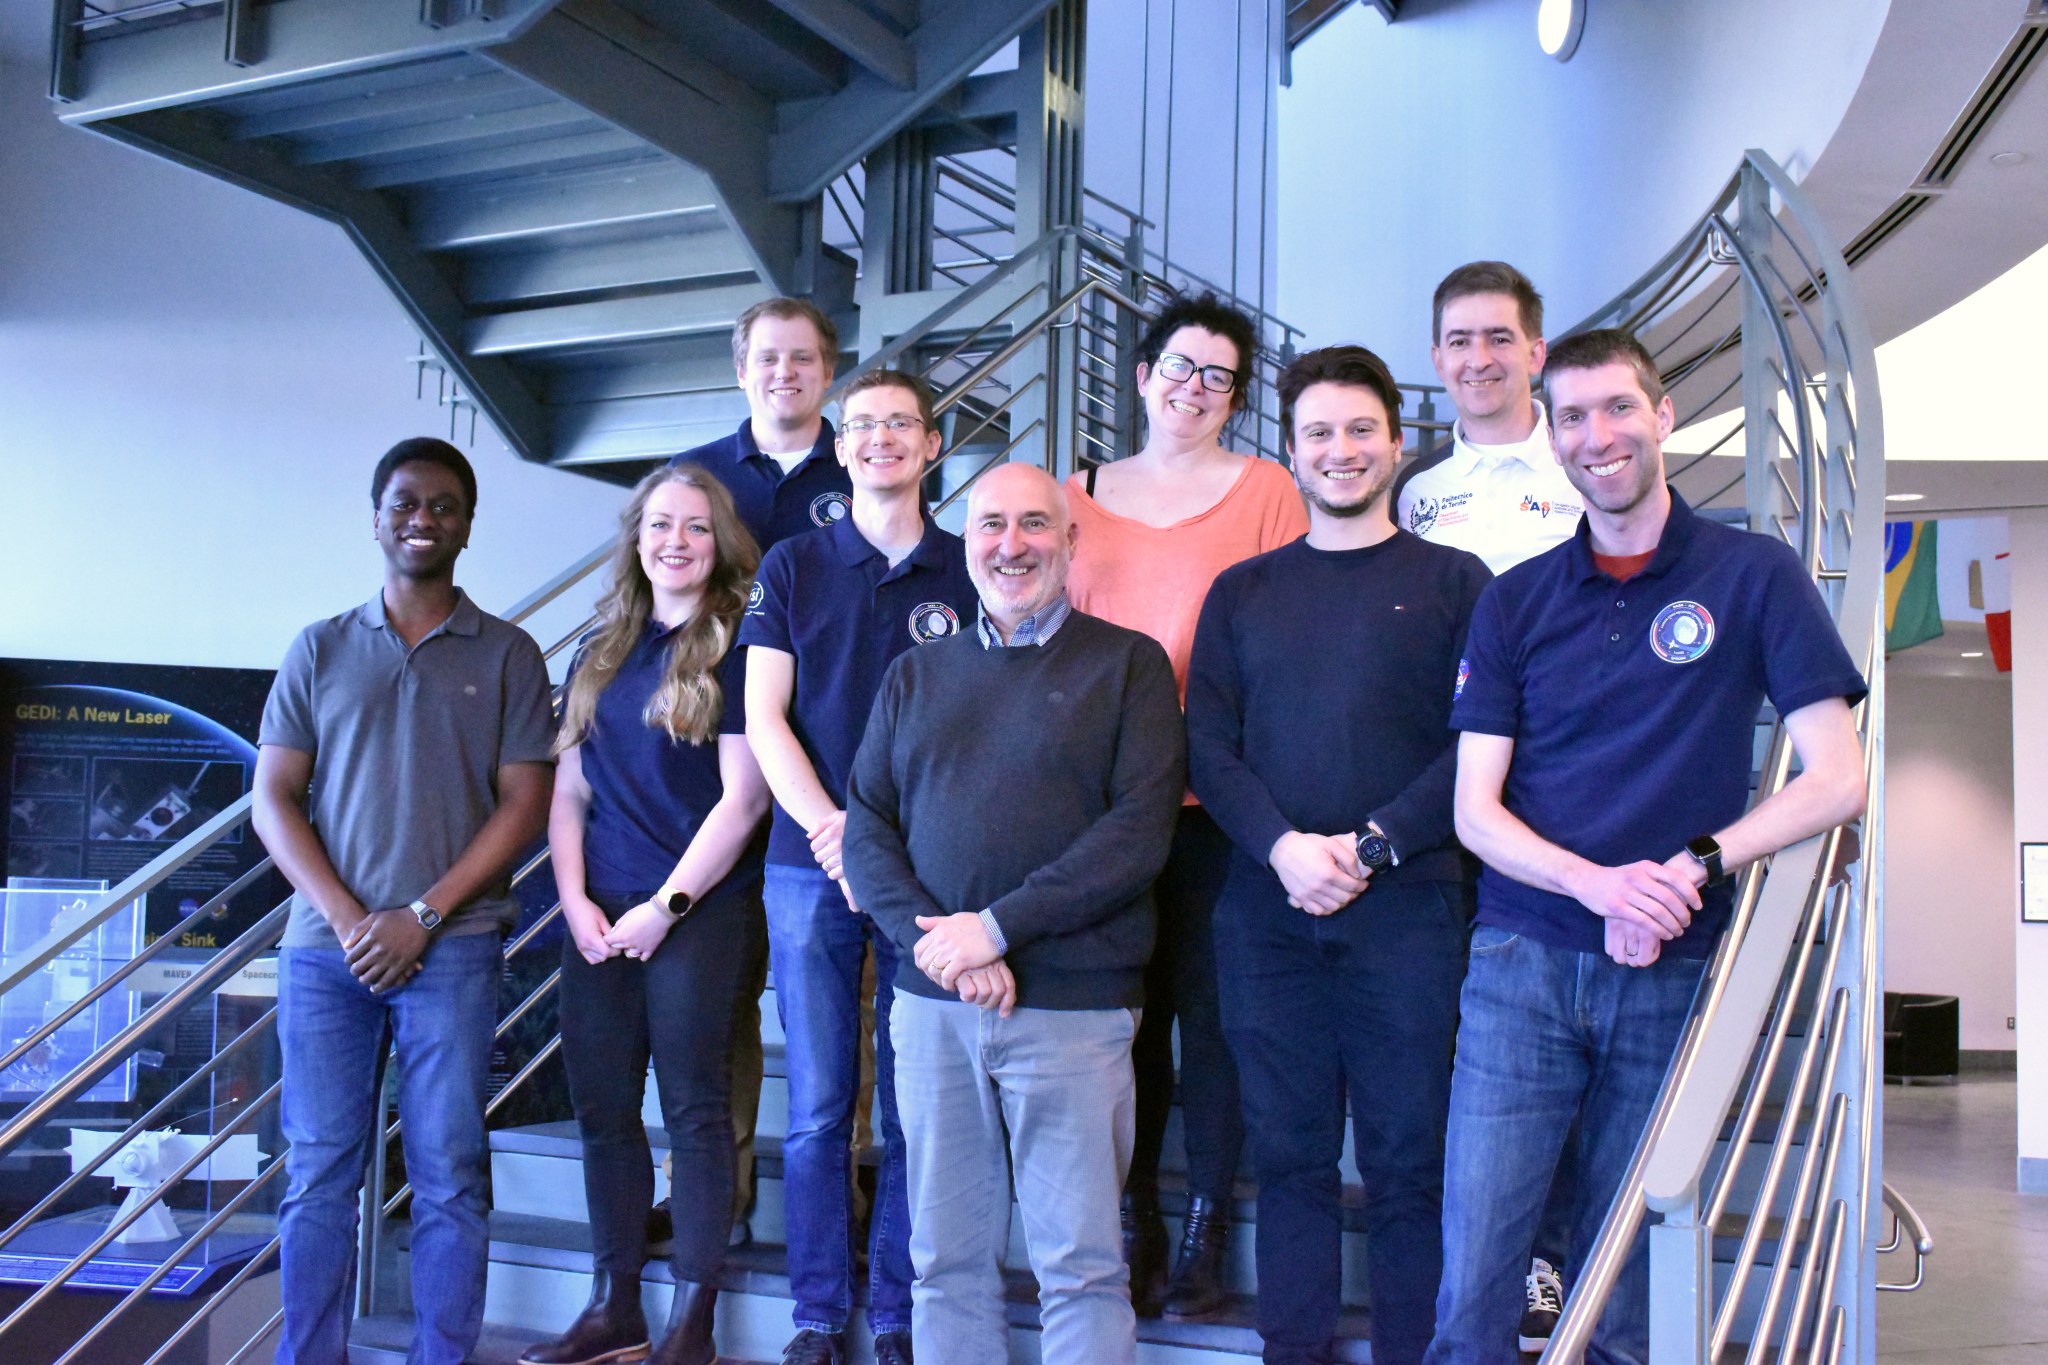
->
[1962,651,1985,658]
[1886,492,1926,502]
[1990,151,2029,167]
[1537,0,1585,61]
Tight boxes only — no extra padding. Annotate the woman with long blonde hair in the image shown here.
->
[523,464,769,1365]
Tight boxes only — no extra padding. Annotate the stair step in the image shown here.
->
[349,1311,775,1365]
[471,281,771,358]
[413,160,719,252]
[230,62,528,140]
[294,99,602,170]
[355,126,651,192]
[466,224,756,307]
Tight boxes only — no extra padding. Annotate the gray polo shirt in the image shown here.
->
[260,589,556,949]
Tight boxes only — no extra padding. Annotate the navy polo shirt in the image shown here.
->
[738,513,980,867]
[573,623,757,902]
[1450,492,1866,956]
[670,418,853,551]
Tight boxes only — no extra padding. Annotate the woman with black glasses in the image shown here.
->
[1065,292,1309,1320]
[522,464,769,1365]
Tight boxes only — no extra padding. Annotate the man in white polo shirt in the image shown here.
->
[1393,260,1580,1352]
[1396,261,1582,577]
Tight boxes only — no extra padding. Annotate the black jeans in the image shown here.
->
[1129,805,1243,1203]
[560,885,764,1282]
[1216,871,1472,1365]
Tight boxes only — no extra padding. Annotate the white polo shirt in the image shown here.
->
[1394,403,1583,575]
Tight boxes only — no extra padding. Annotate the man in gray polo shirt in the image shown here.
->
[252,438,555,1365]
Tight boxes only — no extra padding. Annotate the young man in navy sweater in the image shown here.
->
[740,369,979,1365]
[1186,346,1491,1365]
[1426,330,1866,1364]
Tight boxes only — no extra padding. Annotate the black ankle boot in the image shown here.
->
[647,1278,719,1365]
[1161,1195,1230,1320]
[519,1272,650,1364]
[1121,1191,1167,1318]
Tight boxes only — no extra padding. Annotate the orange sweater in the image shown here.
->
[1065,457,1309,701]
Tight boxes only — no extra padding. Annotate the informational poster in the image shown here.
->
[1,658,282,945]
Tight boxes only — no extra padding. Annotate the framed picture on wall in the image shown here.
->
[2024,843,2048,924]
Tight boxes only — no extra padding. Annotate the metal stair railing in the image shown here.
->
[1537,150,1892,1365]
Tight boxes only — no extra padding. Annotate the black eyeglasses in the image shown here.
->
[839,415,930,436]
[1154,352,1238,394]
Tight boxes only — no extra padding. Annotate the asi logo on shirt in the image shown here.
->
[810,492,852,526]
[1649,601,1716,664]
[909,602,961,645]
[1408,497,1440,536]
[746,581,766,615]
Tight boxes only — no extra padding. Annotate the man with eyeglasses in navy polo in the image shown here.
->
[739,369,978,1365]
[667,295,858,1247]
[1425,330,1867,1364]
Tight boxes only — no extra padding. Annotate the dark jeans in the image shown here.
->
[1424,927,1708,1365]
[1129,806,1242,1203]
[1217,873,1472,1365]
[560,886,763,1283]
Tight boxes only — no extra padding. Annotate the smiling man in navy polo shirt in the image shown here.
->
[740,368,977,1365]
[672,296,855,548]
[1424,330,1868,1365]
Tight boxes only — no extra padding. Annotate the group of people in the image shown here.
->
[252,262,1867,1365]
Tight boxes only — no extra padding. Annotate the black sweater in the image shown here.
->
[844,609,1187,1010]
[1186,532,1492,887]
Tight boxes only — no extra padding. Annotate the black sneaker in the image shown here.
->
[644,1199,672,1253]
[779,1328,845,1365]
[1518,1256,1563,1353]
[872,1328,913,1365]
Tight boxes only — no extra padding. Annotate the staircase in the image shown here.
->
[4,7,1904,1364]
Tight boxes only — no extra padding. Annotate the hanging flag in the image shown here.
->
[1883,521,1943,654]
[1984,548,2012,672]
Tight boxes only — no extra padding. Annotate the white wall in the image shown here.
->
[1275,0,1890,384]
[0,51,624,672]
[2010,509,2048,1192]
[1883,671,2016,1052]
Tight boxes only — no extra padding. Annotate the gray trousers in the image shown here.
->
[890,991,1139,1365]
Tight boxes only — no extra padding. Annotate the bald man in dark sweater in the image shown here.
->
[844,463,1185,1365]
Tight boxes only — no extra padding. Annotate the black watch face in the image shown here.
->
[665,891,693,919]
[1357,834,1394,870]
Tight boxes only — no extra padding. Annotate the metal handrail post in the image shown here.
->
[1649,1189,1711,1365]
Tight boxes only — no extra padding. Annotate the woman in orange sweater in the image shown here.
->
[1065,292,1309,1320]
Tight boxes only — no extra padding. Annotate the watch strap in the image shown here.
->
[1685,835,1727,886]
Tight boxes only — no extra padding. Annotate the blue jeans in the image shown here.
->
[276,931,502,1365]
[1425,926,1707,1365]
[1217,875,1471,1365]
[891,992,1139,1365]
[764,863,912,1335]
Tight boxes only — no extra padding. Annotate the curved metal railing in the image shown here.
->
[1539,150,1892,1365]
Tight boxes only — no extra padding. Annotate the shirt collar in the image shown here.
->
[977,592,1072,649]
[828,508,949,574]
[1452,401,1554,476]
[360,587,481,638]
[1568,488,1700,583]
[735,417,835,473]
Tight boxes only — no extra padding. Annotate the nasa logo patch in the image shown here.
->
[810,492,852,526]
[1409,497,1440,536]
[1649,600,1716,664]
[1454,657,1470,699]
[908,602,961,644]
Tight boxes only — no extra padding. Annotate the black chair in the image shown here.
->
[1883,992,1960,1084]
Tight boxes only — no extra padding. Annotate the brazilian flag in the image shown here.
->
[1883,521,1942,654]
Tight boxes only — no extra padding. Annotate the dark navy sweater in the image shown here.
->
[1186,531,1492,887]
[843,610,1186,1010]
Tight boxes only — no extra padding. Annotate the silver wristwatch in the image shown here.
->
[407,899,444,931]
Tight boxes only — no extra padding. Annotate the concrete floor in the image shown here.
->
[1878,1075,2048,1361]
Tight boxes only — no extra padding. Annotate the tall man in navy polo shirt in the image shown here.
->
[740,369,978,1365]
[1424,331,1867,1365]
[673,296,855,547]
[253,439,555,1365]
[1187,345,1490,1365]
[670,295,855,1240]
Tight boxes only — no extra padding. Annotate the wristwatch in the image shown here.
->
[657,885,694,923]
[1684,835,1727,886]
[407,899,443,931]
[1355,829,1396,873]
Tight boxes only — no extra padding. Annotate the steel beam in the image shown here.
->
[765,0,915,89]
[485,0,808,295]
[769,0,1056,203]
[57,0,561,125]
[96,105,555,463]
